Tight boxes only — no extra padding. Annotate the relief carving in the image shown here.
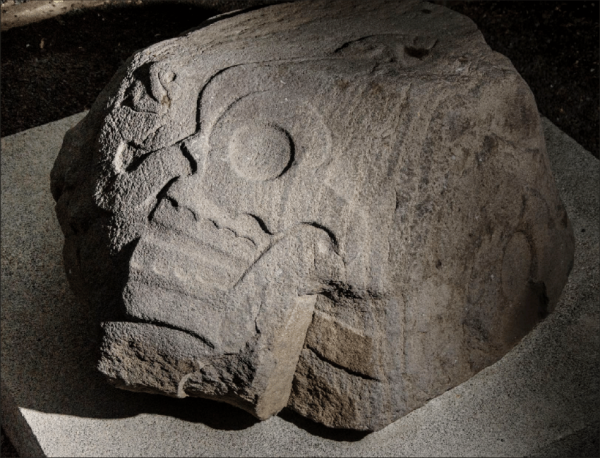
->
[51,0,575,431]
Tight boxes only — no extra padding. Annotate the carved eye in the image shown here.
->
[228,122,292,181]
[204,91,331,188]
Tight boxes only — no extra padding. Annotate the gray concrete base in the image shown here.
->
[1,113,598,457]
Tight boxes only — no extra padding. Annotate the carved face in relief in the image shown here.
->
[86,31,443,420]
[51,1,574,431]
[103,56,399,418]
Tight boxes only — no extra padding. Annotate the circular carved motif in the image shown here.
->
[228,122,292,181]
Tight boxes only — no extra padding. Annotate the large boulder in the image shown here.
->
[50,0,575,431]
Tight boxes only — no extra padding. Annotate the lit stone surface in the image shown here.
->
[1,112,597,457]
[49,0,574,431]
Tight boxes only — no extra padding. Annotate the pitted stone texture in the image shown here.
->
[50,0,575,431]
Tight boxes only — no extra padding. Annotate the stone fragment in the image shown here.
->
[50,0,575,431]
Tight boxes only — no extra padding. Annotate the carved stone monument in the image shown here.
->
[50,0,575,431]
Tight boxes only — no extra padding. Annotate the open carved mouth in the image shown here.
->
[118,192,346,357]
[119,199,275,352]
[97,213,344,419]
[142,195,273,285]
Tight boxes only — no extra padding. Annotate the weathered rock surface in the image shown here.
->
[50,0,575,431]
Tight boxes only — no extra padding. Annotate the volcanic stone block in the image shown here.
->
[50,0,575,431]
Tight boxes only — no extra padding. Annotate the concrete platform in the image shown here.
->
[1,112,598,457]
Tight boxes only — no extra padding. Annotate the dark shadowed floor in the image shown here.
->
[1,1,598,457]
[442,1,599,158]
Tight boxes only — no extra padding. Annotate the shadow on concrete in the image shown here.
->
[3,281,262,430]
[3,278,376,439]
[278,408,370,442]
[1,216,367,439]
[527,422,600,458]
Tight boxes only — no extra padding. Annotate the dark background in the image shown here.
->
[1,1,598,157]
[1,1,598,457]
